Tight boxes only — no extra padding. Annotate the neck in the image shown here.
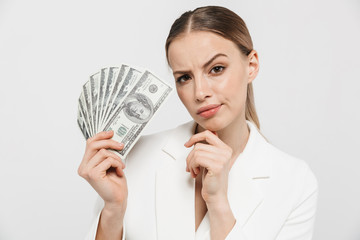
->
[196,114,250,167]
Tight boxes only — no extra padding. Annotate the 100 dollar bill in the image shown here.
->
[104,70,173,158]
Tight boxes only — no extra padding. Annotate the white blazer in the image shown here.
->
[86,120,318,240]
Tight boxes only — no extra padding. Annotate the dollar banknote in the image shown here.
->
[101,67,142,130]
[100,65,130,130]
[99,66,120,127]
[103,70,173,158]
[78,65,173,159]
[97,68,109,133]
[82,81,94,136]
[77,104,90,139]
[90,72,100,134]
[79,91,93,136]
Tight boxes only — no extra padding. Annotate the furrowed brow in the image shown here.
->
[172,53,227,75]
[202,53,227,69]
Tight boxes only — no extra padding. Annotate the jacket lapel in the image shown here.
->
[227,157,266,229]
[155,121,197,240]
[195,167,266,240]
[228,120,271,228]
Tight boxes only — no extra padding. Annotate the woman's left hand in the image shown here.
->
[184,130,233,204]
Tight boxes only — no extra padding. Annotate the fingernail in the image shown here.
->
[118,142,124,147]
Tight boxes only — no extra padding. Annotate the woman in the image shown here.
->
[78,6,318,240]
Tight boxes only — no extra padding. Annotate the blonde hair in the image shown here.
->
[165,6,261,130]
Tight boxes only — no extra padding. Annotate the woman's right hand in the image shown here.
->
[78,130,128,210]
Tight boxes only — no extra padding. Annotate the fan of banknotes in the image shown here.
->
[77,64,173,158]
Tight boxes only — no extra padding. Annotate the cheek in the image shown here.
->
[220,73,248,104]
[176,87,191,109]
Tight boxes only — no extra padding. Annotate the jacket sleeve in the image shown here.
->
[274,167,318,240]
[85,196,126,240]
[225,166,319,240]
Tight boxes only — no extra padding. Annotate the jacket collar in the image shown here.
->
[161,120,197,162]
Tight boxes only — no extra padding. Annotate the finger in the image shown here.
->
[115,166,125,177]
[186,148,199,177]
[87,149,125,169]
[87,130,114,144]
[189,155,209,178]
[105,162,126,178]
[88,139,124,152]
[186,147,195,173]
[185,143,218,173]
[93,157,124,179]
[184,130,225,148]
[84,139,124,160]
[192,142,220,154]
[188,150,217,178]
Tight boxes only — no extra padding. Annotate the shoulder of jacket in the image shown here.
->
[262,141,318,192]
[265,141,309,169]
[247,121,314,177]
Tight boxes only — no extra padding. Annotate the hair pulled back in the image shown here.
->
[165,6,261,129]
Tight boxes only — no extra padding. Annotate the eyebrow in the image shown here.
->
[172,53,228,75]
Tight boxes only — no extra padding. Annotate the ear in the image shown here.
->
[247,50,259,84]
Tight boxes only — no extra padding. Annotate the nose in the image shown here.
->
[194,75,212,102]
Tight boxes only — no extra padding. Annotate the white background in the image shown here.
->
[0,0,359,239]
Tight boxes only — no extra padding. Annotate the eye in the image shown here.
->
[176,74,191,83]
[210,66,225,74]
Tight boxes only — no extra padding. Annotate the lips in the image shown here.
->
[197,104,222,118]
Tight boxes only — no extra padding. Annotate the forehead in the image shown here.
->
[168,31,240,69]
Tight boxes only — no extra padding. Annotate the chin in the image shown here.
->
[196,117,227,132]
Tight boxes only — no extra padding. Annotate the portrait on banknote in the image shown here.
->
[124,93,153,123]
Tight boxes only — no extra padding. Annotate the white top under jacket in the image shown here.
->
[85,120,318,240]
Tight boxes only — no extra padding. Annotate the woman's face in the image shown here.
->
[168,31,258,132]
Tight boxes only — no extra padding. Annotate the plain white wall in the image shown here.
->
[0,0,359,239]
